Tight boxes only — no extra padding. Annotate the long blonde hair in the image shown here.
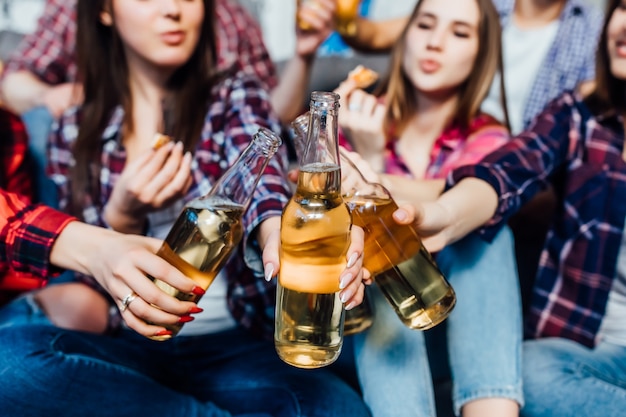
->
[378,0,506,137]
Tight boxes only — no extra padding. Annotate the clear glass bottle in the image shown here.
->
[291,113,374,336]
[292,112,456,330]
[150,127,282,341]
[276,92,352,368]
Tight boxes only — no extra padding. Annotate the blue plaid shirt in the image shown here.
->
[450,91,626,348]
[48,72,291,339]
[493,0,604,129]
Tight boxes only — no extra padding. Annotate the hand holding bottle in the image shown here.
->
[104,141,193,233]
[261,216,370,310]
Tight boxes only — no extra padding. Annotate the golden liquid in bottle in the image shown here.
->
[348,196,455,330]
[343,290,374,335]
[276,164,351,368]
[150,199,244,341]
[335,0,359,36]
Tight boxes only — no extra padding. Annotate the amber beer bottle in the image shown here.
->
[150,128,282,341]
[291,114,374,336]
[291,113,456,330]
[276,92,352,368]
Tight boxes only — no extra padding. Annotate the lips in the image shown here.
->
[161,31,186,45]
[419,59,441,73]
[615,40,626,58]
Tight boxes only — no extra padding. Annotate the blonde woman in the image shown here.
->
[337,0,522,416]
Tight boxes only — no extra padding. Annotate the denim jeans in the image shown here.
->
[522,337,626,417]
[0,296,370,417]
[21,106,58,208]
[354,227,523,417]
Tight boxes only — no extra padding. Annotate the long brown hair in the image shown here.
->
[378,0,506,137]
[584,0,626,115]
[71,0,218,216]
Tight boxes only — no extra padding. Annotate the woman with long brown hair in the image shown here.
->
[0,1,370,416]
[407,0,626,415]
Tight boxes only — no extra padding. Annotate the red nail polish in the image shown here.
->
[178,315,194,323]
[154,329,172,337]
[191,286,206,295]
[188,306,204,314]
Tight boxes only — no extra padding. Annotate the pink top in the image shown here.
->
[340,113,510,179]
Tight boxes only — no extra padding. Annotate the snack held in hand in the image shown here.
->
[347,65,379,89]
[151,133,172,150]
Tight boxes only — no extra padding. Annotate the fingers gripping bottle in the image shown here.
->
[276,92,352,368]
[291,114,374,336]
[292,112,456,330]
[150,127,282,341]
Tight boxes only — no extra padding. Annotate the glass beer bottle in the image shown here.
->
[292,112,456,330]
[276,91,352,368]
[150,127,282,341]
[291,113,374,336]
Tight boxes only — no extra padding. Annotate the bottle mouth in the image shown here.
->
[310,91,340,110]
[254,127,283,157]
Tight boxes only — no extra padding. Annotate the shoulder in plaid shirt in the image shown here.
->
[450,91,626,348]
[493,0,604,130]
[48,72,291,339]
[2,0,278,90]
[0,107,33,201]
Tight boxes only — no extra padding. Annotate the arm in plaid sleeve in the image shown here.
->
[449,92,577,241]
[205,72,291,247]
[0,190,75,280]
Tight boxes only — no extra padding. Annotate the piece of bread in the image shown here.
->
[347,65,379,89]
[151,133,172,150]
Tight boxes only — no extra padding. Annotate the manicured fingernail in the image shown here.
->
[192,286,205,295]
[188,306,203,314]
[346,252,359,268]
[264,264,275,282]
[154,329,172,337]
[393,209,408,222]
[340,288,354,303]
[339,273,352,290]
[345,301,355,311]
[178,315,194,323]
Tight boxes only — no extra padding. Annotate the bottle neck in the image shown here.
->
[301,93,341,169]
[207,128,281,210]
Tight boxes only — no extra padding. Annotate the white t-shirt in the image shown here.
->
[148,203,237,336]
[481,20,559,135]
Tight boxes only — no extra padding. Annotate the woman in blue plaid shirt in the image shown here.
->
[414,0,626,415]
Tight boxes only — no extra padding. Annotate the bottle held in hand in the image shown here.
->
[150,127,282,340]
[276,92,352,368]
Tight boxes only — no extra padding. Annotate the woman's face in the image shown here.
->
[402,0,480,98]
[104,0,204,72]
[607,1,626,80]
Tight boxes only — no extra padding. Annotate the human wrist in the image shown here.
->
[103,203,146,234]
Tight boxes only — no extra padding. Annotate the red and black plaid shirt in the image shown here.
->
[0,107,76,301]
[0,108,33,201]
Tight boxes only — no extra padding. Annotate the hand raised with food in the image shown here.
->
[104,136,193,233]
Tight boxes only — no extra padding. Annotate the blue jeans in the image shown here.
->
[522,338,626,417]
[0,296,370,417]
[354,227,523,417]
[21,106,58,207]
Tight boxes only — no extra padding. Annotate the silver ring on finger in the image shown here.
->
[120,291,138,312]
